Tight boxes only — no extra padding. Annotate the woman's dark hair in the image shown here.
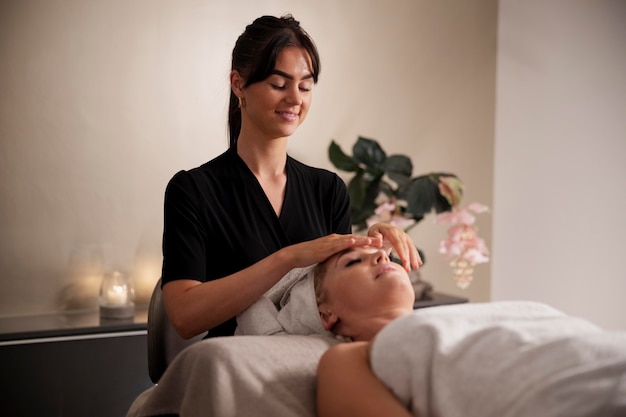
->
[228,15,321,147]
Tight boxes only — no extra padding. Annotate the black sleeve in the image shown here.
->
[161,170,207,285]
[331,173,352,234]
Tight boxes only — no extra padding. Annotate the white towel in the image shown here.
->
[370,301,626,417]
[235,265,333,338]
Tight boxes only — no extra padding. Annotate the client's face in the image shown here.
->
[318,246,415,336]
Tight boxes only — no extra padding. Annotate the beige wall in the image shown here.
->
[0,0,496,316]
[493,0,626,329]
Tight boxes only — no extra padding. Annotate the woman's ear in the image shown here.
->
[319,305,338,331]
[230,70,244,97]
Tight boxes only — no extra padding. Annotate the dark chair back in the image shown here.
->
[147,278,203,383]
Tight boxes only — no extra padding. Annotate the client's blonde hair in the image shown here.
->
[313,261,330,305]
[314,248,354,305]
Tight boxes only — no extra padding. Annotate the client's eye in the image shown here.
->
[345,258,361,268]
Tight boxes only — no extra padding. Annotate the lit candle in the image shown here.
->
[106,284,128,306]
[99,270,134,319]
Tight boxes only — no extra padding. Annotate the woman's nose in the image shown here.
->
[285,86,302,105]
[371,248,390,264]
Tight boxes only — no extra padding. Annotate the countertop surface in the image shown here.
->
[0,306,148,342]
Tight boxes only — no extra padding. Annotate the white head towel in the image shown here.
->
[235,265,334,338]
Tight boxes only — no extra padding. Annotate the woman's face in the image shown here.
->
[319,246,415,331]
[240,46,314,140]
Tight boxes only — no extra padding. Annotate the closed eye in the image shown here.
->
[271,84,311,92]
[345,258,362,268]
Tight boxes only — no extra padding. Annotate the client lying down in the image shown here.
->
[236,245,626,416]
[309,246,626,417]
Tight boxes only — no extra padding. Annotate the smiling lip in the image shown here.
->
[276,110,299,122]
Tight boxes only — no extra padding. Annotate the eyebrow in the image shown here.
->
[333,248,355,268]
[270,69,314,81]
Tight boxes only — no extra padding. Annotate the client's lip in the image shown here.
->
[375,264,397,279]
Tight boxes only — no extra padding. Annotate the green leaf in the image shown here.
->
[383,154,412,177]
[387,171,411,190]
[433,192,453,213]
[328,141,360,172]
[351,212,370,231]
[363,178,382,211]
[395,179,411,200]
[347,170,366,210]
[383,154,412,191]
[405,175,440,218]
[328,136,459,230]
[353,181,379,228]
[348,170,382,230]
[351,185,378,229]
[353,136,386,170]
[378,180,394,198]
[431,172,459,212]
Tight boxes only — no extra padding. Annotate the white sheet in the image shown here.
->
[126,334,338,417]
[127,266,339,417]
[370,301,626,417]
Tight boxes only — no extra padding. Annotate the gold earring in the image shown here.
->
[238,96,246,108]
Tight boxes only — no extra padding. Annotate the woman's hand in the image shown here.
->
[367,223,422,272]
[163,233,382,339]
[281,233,382,269]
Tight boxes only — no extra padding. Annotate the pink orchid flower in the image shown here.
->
[435,202,490,288]
[439,224,489,260]
[434,202,489,226]
[366,201,416,230]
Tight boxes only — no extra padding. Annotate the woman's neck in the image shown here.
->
[349,308,412,342]
[236,134,288,179]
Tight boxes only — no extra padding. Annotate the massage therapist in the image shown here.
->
[160,15,422,340]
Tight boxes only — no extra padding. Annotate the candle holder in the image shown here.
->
[99,270,135,319]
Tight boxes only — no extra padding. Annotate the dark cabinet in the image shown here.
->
[0,310,152,417]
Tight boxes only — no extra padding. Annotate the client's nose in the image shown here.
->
[371,248,390,264]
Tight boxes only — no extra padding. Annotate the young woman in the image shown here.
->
[314,246,415,417]
[314,246,415,341]
[161,15,421,340]
[314,246,626,417]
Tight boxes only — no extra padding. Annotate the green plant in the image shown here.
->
[328,136,463,231]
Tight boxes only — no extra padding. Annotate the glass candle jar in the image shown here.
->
[99,270,135,319]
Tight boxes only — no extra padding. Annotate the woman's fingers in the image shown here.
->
[287,233,383,268]
[396,236,411,272]
[396,234,422,272]
[325,233,382,257]
[368,223,422,272]
[411,242,423,270]
[293,227,421,272]
[397,231,422,271]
